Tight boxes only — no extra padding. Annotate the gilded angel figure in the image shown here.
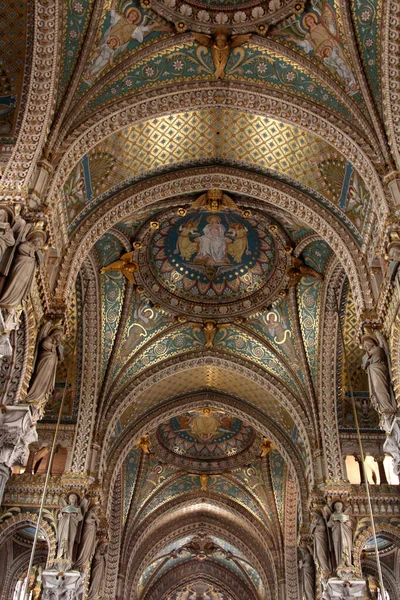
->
[192,28,251,79]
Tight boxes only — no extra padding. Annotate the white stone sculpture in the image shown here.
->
[56,493,83,561]
[327,502,353,569]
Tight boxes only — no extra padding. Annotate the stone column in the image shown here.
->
[42,570,83,600]
[0,405,37,505]
[354,455,366,484]
[374,456,389,485]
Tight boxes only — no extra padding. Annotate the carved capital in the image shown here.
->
[42,570,83,600]
[322,577,365,600]
[0,405,37,469]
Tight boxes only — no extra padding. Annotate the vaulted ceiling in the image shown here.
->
[2,0,397,597]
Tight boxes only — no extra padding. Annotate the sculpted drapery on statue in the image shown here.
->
[326,502,353,569]
[299,546,316,600]
[0,227,47,309]
[25,324,64,415]
[88,541,108,599]
[362,334,397,431]
[75,504,100,567]
[56,493,83,561]
[310,510,331,574]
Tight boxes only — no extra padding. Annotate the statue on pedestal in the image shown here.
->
[362,333,397,432]
[0,228,47,309]
[56,493,83,561]
[25,324,64,415]
[327,502,353,569]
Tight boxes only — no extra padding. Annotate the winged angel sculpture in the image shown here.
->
[192,29,251,79]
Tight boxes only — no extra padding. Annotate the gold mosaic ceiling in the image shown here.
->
[67,108,334,224]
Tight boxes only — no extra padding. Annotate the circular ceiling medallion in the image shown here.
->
[158,409,254,459]
[151,407,259,472]
[150,0,304,34]
[134,195,290,320]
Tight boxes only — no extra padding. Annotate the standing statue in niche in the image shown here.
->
[362,333,397,432]
[299,546,316,600]
[88,541,108,599]
[25,324,64,415]
[327,502,353,569]
[310,510,331,573]
[56,493,83,561]
[75,503,100,568]
[0,228,47,308]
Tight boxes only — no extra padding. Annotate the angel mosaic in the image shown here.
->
[85,1,170,82]
[275,2,358,95]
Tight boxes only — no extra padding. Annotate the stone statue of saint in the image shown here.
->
[310,510,331,573]
[299,546,315,600]
[0,228,47,308]
[327,502,353,569]
[56,493,83,561]
[362,334,397,431]
[88,541,108,599]
[75,504,100,567]
[25,325,63,414]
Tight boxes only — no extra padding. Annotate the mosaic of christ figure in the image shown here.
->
[194,216,230,266]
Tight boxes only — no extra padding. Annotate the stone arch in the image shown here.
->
[123,507,275,600]
[317,258,347,481]
[0,546,47,600]
[48,83,388,227]
[101,385,310,522]
[353,523,400,571]
[0,0,60,190]
[55,168,374,313]
[0,512,56,567]
[141,560,260,600]
[362,557,399,600]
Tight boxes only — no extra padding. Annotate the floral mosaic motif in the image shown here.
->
[297,240,332,381]
[82,0,171,85]
[152,209,276,302]
[268,449,285,527]
[60,0,94,99]
[157,409,254,459]
[114,324,204,393]
[96,233,126,378]
[214,325,300,395]
[84,41,353,120]
[350,0,381,108]
[271,0,360,98]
